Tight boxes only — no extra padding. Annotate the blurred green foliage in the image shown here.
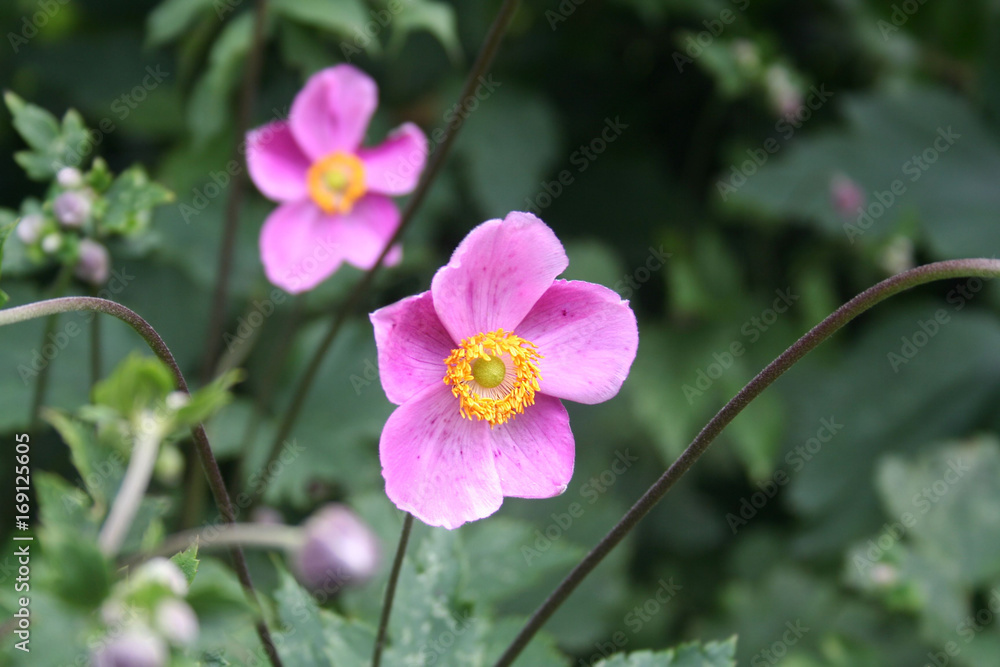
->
[2,0,1000,664]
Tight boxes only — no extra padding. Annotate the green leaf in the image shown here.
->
[0,209,15,308]
[147,0,215,47]
[174,367,243,427]
[187,12,255,142]
[41,408,116,506]
[271,566,373,667]
[594,636,738,666]
[91,352,175,419]
[723,87,1000,260]
[270,0,368,37]
[171,543,201,585]
[4,91,60,152]
[100,164,175,235]
[388,0,461,62]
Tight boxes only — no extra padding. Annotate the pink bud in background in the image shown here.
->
[15,213,44,244]
[830,174,865,218]
[295,504,380,594]
[57,166,84,188]
[155,599,199,647]
[75,238,111,285]
[53,190,92,227]
[90,630,167,667]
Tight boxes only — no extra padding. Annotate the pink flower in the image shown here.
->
[247,65,428,293]
[370,212,639,529]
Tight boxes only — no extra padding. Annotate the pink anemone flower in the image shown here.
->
[247,64,428,293]
[370,212,639,529]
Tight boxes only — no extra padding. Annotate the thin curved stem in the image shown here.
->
[253,0,522,500]
[0,296,283,667]
[372,513,414,667]
[493,258,1000,666]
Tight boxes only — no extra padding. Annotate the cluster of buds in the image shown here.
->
[90,558,199,667]
[16,164,109,285]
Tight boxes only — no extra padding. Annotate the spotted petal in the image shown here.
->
[380,384,502,529]
[516,280,638,404]
[430,212,569,342]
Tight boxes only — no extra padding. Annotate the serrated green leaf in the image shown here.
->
[174,367,242,427]
[593,636,738,666]
[171,543,200,585]
[92,352,175,418]
[4,91,60,152]
[100,164,175,235]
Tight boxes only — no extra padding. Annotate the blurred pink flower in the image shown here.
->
[830,174,865,218]
[370,212,639,529]
[247,65,428,293]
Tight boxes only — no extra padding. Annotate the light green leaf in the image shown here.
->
[147,0,215,47]
[101,165,175,235]
[171,543,201,585]
[594,636,738,666]
[270,0,368,37]
[388,0,461,62]
[187,12,255,142]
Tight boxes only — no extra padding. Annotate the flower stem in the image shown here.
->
[253,0,523,503]
[372,513,414,667]
[29,265,72,422]
[492,258,1000,666]
[200,0,270,385]
[127,523,304,565]
[98,426,162,556]
[0,296,283,667]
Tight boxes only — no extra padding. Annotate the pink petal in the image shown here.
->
[380,384,502,529]
[516,280,638,404]
[491,394,574,498]
[430,212,569,342]
[259,200,344,294]
[370,291,455,406]
[331,195,403,270]
[246,121,310,202]
[289,65,377,160]
[357,123,427,196]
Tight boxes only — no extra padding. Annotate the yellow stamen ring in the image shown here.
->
[306,151,366,214]
[443,329,542,426]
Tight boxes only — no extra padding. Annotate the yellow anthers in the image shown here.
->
[443,328,542,426]
[306,151,366,214]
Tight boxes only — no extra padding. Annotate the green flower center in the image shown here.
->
[471,356,506,389]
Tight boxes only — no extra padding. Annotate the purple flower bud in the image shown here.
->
[75,238,111,285]
[251,506,285,525]
[90,630,167,667]
[53,190,91,227]
[57,166,84,188]
[295,504,380,594]
[830,174,865,218]
[155,599,199,647]
[15,213,44,244]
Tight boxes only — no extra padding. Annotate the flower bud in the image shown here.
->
[765,65,802,121]
[251,506,285,525]
[57,166,84,188]
[295,504,380,594]
[74,238,111,285]
[154,599,199,647]
[53,190,92,227]
[41,232,62,254]
[829,174,865,218]
[15,213,44,244]
[90,630,167,667]
[133,557,188,597]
